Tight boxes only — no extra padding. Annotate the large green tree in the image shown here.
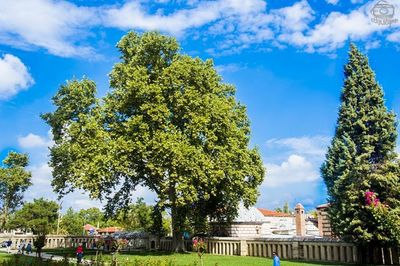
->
[0,151,31,229]
[43,31,265,251]
[10,198,59,257]
[321,44,400,257]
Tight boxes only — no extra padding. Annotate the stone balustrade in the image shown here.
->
[0,234,96,249]
[160,237,400,264]
[2,234,399,264]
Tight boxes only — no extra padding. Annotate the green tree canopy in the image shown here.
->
[9,198,59,257]
[79,207,104,228]
[115,198,153,232]
[321,44,400,251]
[60,207,84,235]
[275,202,290,214]
[0,151,31,229]
[43,31,265,250]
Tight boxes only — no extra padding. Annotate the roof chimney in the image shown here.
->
[295,203,306,237]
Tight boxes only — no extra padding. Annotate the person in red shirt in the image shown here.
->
[76,243,84,263]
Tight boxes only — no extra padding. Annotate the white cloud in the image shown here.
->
[25,161,103,211]
[326,0,340,5]
[272,0,314,32]
[266,135,331,157]
[215,63,245,73]
[0,0,98,57]
[260,135,331,209]
[280,9,378,52]
[18,133,53,149]
[387,31,400,42]
[0,54,34,99]
[103,0,266,35]
[29,163,53,185]
[264,154,320,187]
[1,0,399,59]
[365,39,381,49]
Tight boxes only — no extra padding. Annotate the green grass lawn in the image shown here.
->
[44,248,348,266]
[0,252,69,265]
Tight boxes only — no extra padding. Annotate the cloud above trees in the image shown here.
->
[1,0,399,57]
[0,54,34,99]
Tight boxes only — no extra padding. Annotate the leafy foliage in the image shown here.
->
[79,207,104,227]
[0,151,31,230]
[59,207,83,235]
[275,202,291,214]
[115,198,152,231]
[43,31,265,249]
[9,198,59,257]
[321,44,400,247]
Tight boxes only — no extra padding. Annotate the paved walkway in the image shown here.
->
[0,248,91,264]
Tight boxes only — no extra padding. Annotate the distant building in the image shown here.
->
[83,224,97,235]
[97,226,123,236]
[257,208,295,237]
[211,203,320,239]
[82,224,123,236]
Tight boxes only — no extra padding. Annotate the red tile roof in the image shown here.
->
[97,227,123,233]
[316,203,329,209]
[257,208,293,217]
[83,224,97,231]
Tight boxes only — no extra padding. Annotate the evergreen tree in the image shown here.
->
[321,44,400,251]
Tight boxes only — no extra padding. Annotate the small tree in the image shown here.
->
[274,202,290,214]
[10,198,59,258]
[0,151,31,230]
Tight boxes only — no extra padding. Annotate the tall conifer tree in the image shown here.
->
[321,44,400,251]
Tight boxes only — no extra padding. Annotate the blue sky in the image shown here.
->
[1,0,400,212]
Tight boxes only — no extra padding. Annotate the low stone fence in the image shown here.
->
[0,234,96,249]
[160,238,192,252]
[160,237,400,264]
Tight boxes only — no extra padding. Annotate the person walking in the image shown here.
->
[272,252,281,266]
[17,241,23,254]
[6,239,12,254]
[26,241,32,254]
[76,243,84,264]
[21,240,26,254]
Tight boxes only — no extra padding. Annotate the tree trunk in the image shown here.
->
[392,247,400,265]
[171,205,186,253]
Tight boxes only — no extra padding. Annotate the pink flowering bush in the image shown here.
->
[192,237,206,266]
[365,190,381,207]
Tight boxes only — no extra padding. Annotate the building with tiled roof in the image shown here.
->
[97,227,123,235]
[211,203,320,239]
[83,224,97,231]
[257,208,293,217]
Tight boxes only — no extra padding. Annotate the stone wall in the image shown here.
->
[317,204,333,237]
[0,234,96,249]
[226,223,263,238]
[160,237,400,265]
